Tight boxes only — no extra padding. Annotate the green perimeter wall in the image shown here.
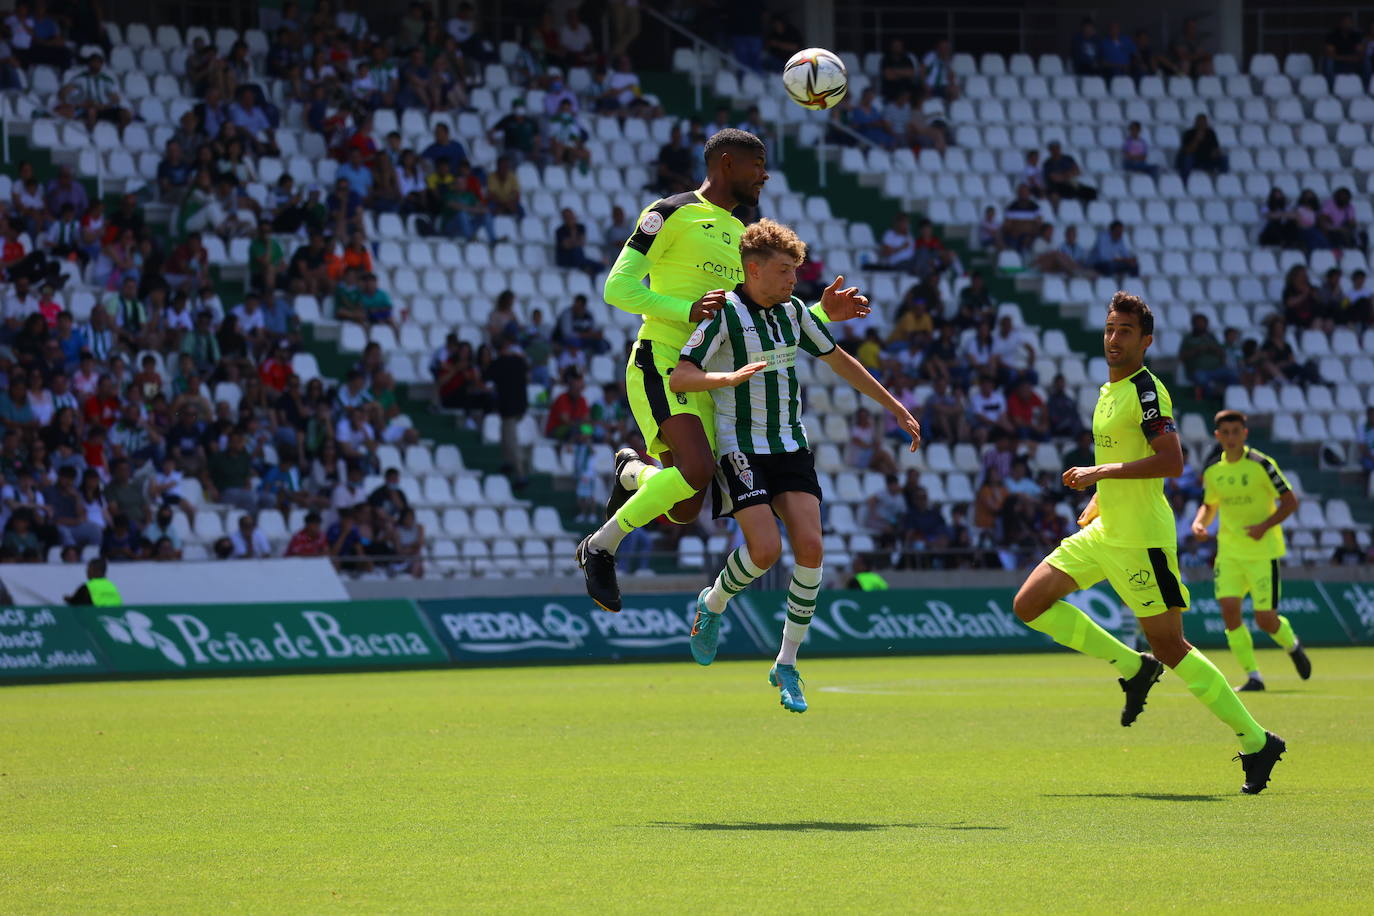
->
[4,582,1373,681]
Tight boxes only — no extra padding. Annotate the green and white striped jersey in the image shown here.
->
[681,288,836,455]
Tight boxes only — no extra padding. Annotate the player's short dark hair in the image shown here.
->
[703,128,765,165]
[1214,409,1247,428]
[1106,291,1154,335]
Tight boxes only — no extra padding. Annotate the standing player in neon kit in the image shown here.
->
[1011,293,1287,794]
[577,129,869,612]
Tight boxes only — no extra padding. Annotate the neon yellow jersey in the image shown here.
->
[1202,446,1290,560]
[620,190,746,348]
[1091,365,1178,547]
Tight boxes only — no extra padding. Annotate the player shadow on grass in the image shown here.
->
[1043,793,1230,802]
[648,821,1007,832]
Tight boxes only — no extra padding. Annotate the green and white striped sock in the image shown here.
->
[705,547,766,613]
[777,564,821,664]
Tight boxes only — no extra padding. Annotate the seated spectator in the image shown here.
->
[437,161,499,244]
[1324,14,1362,83]
[921,377,969,443]
[848,89,895,149]
[204,428,267,512]
[100,513,145,560]
[877,213,916,270]
[1175,114,1227,180]
[1028,225,1089,276]
[285,510,329,556]
[1131,29,1159,78]
[157,141,193,200]
[990,315,1036,386]
[879,38,921,101]
[968,375,1011,442]
[1281,265,1321,328]
[554,208,603,274]
[1315,268,1349,331]
[1320,187,1362,249]
[911,220,954,276]
[1089,220,1138,277]
[489,100,543,164]
[547,99,592,169]
[1006,381,1048,442]
[922,38,959,101]
[1293,189,1328,253]
[436,341,493,415]
[230,514,272,558]
[1120,121,1159,178]
[1257,319,1321,386]
[545,370,589,442]
[1002,184,1042,252]
[1343,270,1372,326]
[1259,188,1297,248]
[1019,150,1045,198]
[904,487,949,554]
[55,53,132,130]
[421,122,467,172]
[654,126,694,196]
[976,206,1004,251]
[1045,375,1083,438]
[599,55,661,118]
[555,295,609,354]
[1173,17,1214,77]
[865,474,908,550]
[1098,22,1134,79]
[1178,314,1235,397]
[1071,19,1100,76]
[847,407,898,475]
[1042,141,1096,202]
[487,156,522,217]
[368,467,411,521]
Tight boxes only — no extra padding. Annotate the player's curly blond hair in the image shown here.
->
[740,219,808,266]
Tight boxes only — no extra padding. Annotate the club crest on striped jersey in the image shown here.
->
[687,327,705,348]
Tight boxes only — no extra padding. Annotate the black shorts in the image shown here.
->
[713,449,822,519]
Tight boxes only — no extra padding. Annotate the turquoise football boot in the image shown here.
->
[689,587,722,666]
[768,663,808,713]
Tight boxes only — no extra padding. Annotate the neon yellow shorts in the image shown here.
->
[625,337,716,459]
[1214,554,1281,610]
[1045,521,1191,618]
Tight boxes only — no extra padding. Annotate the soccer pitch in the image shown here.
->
[5,649,1373,913]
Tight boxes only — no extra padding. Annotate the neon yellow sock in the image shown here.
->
[1172,648,1267,753]
[1026,600,1143,679]
[615,465,696,532]
[1225,625,1259,676]
[1270,615,1297,651]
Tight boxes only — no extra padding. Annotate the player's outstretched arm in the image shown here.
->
[1063,430,1184,490]
[819,346,921,451]
[602,246,725,322]
[1191,501,1218,539]
[669,358,768,393]
[810,275,872,324]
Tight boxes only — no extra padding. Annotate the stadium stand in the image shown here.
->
[0,6,1369,580]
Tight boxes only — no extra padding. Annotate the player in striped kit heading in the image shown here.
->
[669,219,922,712]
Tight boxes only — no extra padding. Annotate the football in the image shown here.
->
[782,47,848,110]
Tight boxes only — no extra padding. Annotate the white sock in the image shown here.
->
[588,516,630,555]
[777,563,822,665]
[705,546,767,613]
[620,460,656,491]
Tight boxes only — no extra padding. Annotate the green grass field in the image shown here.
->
[4,648,1373,913]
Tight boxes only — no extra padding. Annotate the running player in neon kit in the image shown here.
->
[1011,293,1287,794]
[668,219,921,712]
[1191,409,1312,691]
[577,129,870,612]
